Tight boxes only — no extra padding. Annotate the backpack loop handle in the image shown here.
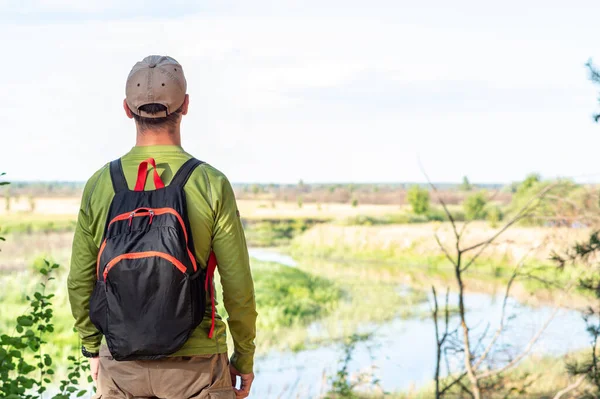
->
[134,158,165,191]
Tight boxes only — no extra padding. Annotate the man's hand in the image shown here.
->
[90,357,100,382]
[229,364,254,399]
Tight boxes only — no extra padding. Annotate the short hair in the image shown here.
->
[131,103,183,133]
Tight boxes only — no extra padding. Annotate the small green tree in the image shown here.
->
[407,186,430,215]
[351,198,358,208]
[463,192,488,220]
[460,176,473,191]
[486,205,503,227]
[297,195,303,209]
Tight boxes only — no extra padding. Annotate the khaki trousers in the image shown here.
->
[94,346,236,399]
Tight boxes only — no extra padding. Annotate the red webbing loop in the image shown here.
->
[134,158,165,191]
[205,251,218,338]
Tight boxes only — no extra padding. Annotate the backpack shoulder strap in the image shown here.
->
[170,158,204,188]
[109,159,129,193]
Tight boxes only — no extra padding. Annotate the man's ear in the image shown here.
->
[181,94,190,116]
[123,99,134,119]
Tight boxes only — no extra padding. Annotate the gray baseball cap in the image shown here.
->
[125,55,187,118]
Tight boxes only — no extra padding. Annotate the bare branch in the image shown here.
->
[552,374,587,399]
[471,242,546,371]
[420,162,462,243]
[435,232,457,268]
[439,372,468,396]
[477,307,559,379]
[472,266,518,370]
[432,286,442,398]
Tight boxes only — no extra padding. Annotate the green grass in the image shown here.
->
[221,258,429,353]
[0,214,76,234]
[252,261,341,328]
[242,219,313,247]
[290,234,594,308]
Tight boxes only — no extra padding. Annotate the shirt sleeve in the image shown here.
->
[212,175,257,374]
[67,179,102,354]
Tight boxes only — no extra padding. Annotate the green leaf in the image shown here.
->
[17,316,33,327]
[44,354,52,366]
[77,390,87,397]
[9,349,22,358]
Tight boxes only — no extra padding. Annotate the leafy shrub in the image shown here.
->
[463,192,488,220]
[507,174,581,226]
[407,186,430,215]
[487,206,504,227]
[0,260,90,398]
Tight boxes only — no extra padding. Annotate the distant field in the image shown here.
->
[0,196,80,215]
[0,197,406,221]
[237,199,403,220]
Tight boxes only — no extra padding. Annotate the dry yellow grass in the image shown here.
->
[0,197,80,216]
[294,222,591,263]
[1,197,401,221]
[237,199,402,220]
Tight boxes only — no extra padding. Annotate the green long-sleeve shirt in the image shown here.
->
[67,145,257,373]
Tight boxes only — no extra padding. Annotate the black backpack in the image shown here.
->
[89,157,217,361]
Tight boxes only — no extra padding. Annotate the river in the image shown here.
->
[247,248,589,398]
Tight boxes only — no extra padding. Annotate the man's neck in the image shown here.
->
[135,128,181,147]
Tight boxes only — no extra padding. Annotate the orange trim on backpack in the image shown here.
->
[97,207,197,278]
[103,251,187,281]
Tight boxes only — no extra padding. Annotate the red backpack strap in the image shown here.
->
[134,158,165,191]
[204,251,218,338]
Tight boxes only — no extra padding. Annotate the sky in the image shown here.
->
[2,0,600,184]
